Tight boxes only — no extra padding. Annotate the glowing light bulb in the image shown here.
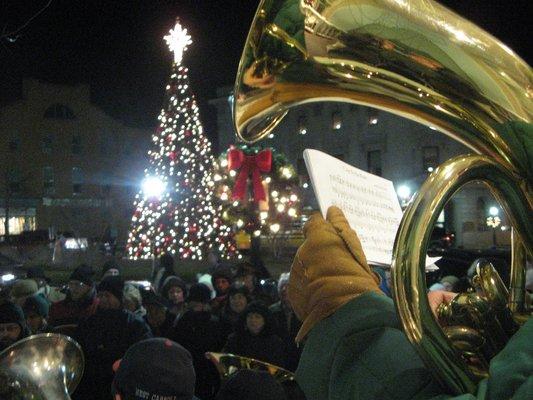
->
[270,223,280,233]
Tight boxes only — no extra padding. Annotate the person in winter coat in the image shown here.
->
[171,283,229,400]
[234,262,273,305]
[160,275,187,319]
[122,283,146,318]
[223,301,286,368]
[22,294,51,334]
[288,206,533,400]
[220,283,251,331]
[26,266,52,300]
[48,264,99,326]
[153,254,176,293]
[269,272,302,371]
[143,291,175,338]
[73,276,152,400]
[0,301,31,351]
[100,260,122,279]
[210,266,234,314]
[10,279,38,306]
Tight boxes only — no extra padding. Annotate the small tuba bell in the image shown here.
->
[0,333,84,400]
[233,0,532,395]
[206,352,305,399]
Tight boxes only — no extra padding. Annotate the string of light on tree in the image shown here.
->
[213,144,301,237]
[126,20,239,260]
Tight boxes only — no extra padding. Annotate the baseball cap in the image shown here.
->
[112,338,197,400]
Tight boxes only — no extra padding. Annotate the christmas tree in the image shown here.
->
[127,20,237,261]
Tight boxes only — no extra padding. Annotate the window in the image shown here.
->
[43,167,54,195]
[298,115,307,135]
[334,154,345,161]
[313,104,322,116]
[72,135,82,155]
[72,167,83,195]
[42,134,54,154]
[367,150,382,176]
[367,109,379,125]
[44,104,76,119]
[332,112,342,130]
[8,137,20,152]
[422,146,439,173]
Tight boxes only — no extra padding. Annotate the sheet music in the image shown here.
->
[304,149,439,268]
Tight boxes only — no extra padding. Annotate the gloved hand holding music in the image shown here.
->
[287,206,383,343]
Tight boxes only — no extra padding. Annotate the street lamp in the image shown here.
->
[142,176,166,199]
[486,206,501,247]
[396,185,411,208]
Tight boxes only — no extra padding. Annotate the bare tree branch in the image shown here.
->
[0,0,53,42]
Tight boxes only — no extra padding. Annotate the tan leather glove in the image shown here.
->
[288,206,383,343]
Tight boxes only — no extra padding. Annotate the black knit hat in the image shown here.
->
[69,264,95,286]
[160,276,188,300]
[113,338,196,400]
[143,291,170,309]
[211,266,234,287]
[216,370,287,400]
[97,276,124,303]
[186,283,212,304]
[239,301,275,335]
[0,301,30,337]
[101,260,122,278]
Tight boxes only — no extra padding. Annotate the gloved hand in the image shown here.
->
[288,206,383,343]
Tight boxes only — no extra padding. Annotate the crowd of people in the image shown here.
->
[1,207,531,400]
[0,253,302,400]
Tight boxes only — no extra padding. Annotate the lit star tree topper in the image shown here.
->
[164,19,192,65]
[127,19,238,261]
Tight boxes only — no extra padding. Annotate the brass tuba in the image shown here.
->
[0,333,84,399]
[233,0,532,394]
[206,352,306,399]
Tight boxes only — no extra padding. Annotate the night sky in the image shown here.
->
[1,0,530,144]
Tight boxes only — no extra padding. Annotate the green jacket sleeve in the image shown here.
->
[295,292,532,400]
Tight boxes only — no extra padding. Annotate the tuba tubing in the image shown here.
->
[234,0,532,395]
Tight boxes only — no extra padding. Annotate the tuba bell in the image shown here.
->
[233,0,532,395]
[0,333,84,399]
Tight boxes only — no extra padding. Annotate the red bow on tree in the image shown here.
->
[227,148,272,203]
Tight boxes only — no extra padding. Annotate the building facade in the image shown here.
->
[0,79,151,243]
[209,87,510,249]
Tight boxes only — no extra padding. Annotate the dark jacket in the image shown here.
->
[171,310,230,400]
[296,291,533,400]
[144,309,175,338]
[48,288,99,326]
[269,301,302,371]
[223,302,286,368]
[73,308,152,400]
